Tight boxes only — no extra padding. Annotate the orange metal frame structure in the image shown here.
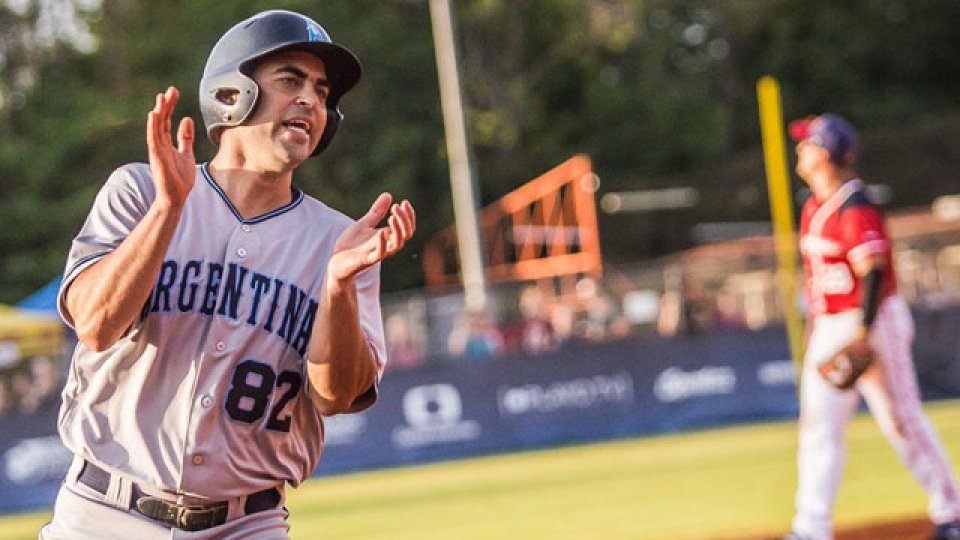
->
[423,154,603,289]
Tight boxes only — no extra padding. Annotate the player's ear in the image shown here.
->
[840,150,857,167]
[815,145,833,164]
[215,88,240,106]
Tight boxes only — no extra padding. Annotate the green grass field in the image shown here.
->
[5,399,960,540]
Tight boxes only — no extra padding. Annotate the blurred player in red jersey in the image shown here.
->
[783,114,960,540]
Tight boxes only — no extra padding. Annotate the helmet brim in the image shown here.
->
[240,41,362,104]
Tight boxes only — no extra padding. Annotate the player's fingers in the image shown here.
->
[366,229,388,264]
[161,87,178,117]
[387,204,404,241]
[146,100,164,153]
[395,200,416,239]
[386,214,403,252]
[358,193,392,227]
[164,106,172,140]
[392,213,409,251]
[149,92,163,126]
[166,86,179,106]
[150,93,172,150]
[146,111,157,154]
[406,200,416,230]
[379,228,390,257]
[177,117,195,155]
[160,87,179,139]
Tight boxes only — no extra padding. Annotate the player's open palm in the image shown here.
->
[147,86,196,208]
[328,193,416,282]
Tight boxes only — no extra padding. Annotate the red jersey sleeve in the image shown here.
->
[840,205,889,264]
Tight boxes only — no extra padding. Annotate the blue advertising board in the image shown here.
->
[3,308,960,515]
[317,326,799,475]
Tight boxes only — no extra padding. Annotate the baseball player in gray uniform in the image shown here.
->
[40,10,416,539]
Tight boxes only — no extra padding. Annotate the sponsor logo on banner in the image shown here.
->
[497,373,635,416]
[654,366,736,402]
[4,436,72,485]
[323,412,368,446]
[392,384,481,449]
[757,360,797,386]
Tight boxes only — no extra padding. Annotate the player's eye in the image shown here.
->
[315,86,329,102]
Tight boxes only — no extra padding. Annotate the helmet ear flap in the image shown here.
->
[200,71,259,143]
[313,107,343,156]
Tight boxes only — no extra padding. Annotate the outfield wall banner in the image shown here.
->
[3,308,960,514]
[0,401,70,514]
[317,327,798,474]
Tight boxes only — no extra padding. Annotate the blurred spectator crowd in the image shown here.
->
[443,278,633,362]
[384,273,735,370]
[0,354,63,419]
[384,206,960,370]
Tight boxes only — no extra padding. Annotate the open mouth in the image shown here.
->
[281,118,312,137]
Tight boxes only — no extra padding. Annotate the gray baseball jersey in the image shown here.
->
[56,162,386,500]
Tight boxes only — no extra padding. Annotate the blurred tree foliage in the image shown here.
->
[1,0,959,302]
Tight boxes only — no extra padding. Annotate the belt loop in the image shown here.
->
[68,455,86,485]
[227,494,249,522]
[112,471,134,510]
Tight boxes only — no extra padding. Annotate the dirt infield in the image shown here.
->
[743,515,934,540]
[835,516,932,540]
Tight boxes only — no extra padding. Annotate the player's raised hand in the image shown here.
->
[146,86,196,208]
[327,193,417,282]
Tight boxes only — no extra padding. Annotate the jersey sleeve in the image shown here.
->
[840,205,889,265]
[344,262,386,413]
[57,163,156,328]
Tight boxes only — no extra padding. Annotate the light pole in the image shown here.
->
[428,0,487,313]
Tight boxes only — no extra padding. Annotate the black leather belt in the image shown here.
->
[77,459,281,532]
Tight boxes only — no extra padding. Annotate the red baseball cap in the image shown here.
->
[788,113,860,165]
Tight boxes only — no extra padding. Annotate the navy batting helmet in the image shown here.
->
[199,10,362,156]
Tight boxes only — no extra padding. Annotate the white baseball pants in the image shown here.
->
[39,456,290,540]
[791,295,960,540]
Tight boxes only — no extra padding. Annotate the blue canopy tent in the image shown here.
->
[16,276,61,315]
[1,279,70,514]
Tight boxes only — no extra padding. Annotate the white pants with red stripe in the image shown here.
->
[791,295,960,540]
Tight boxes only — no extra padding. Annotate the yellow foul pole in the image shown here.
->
[757,76,805,369]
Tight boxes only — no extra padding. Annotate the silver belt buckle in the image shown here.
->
[135,495,227,531]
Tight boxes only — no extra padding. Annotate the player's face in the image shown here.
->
[243,50,330,167]
[795,138,828,182]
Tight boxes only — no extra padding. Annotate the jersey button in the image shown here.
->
[241,224,252,233]
[192,454,205,466]
[237,248,247,257]
[200,395,214,408]
[216,342,226,352]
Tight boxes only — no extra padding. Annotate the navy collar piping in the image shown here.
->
[200,163,303,224]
